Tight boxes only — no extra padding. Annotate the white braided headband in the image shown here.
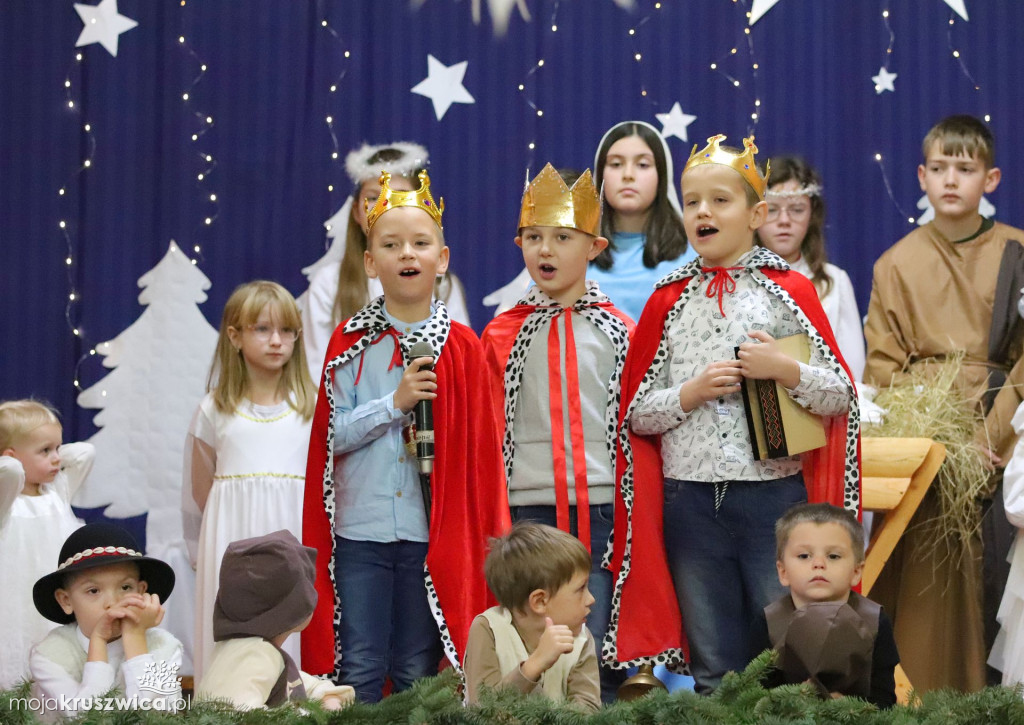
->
[765,183,822,199]
[59,546,141,571]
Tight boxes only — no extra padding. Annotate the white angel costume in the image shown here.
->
[0,443,92,689]
[184,395,310,683]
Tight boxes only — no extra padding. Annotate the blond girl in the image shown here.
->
[184,281,316,682]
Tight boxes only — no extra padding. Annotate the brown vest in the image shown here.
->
[764,592,880,698]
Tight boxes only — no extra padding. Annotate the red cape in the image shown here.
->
[301,320,511,675]
[607,268,860,666]
[481,300,635,449]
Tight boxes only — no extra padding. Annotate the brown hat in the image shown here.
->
[213,530,317,641]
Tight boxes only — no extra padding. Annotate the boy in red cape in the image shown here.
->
[605,136,859,694]
[481,164,634,702]
[302,170,510,701]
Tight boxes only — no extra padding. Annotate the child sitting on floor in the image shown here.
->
[463,522,600,712]
[195,530,354,710]
[751,503,899,708]
[30,523,182,717]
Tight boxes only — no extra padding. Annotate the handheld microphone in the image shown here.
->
[407,341,435,476]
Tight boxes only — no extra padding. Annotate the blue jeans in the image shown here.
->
[333,537,442,703]
[663,475,806,695]
[510,503,625,703]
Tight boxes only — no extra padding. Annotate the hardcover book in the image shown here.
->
[736,333,826,460]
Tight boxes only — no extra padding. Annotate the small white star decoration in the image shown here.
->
[872,67,898,94]
[655,103,698,143]
[74,0,138,57]
[916,194,994,226]
[411,55,476,121]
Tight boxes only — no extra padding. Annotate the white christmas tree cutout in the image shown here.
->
[76,240,217,674]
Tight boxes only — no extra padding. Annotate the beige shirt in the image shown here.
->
[463,607,600,712]
[196,637,353,709]
[864,220,1024,456]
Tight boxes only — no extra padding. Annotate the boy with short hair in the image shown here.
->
[463,522,600,712]
[605,135,858,694]
[302,170,509,701]
[481,163,633,701]
[864,114,1024,691]
[30,523,182,718]
[750,503,899,708]
[196,530,354,709]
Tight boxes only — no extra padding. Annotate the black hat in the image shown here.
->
[33,523,176,624]
[213,530,317,641]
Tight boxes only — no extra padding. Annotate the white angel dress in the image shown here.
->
[0,442,92,690]
[184,395,311,684]
[990,401,1024,686]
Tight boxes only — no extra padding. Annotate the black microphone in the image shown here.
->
[407,340,436,479]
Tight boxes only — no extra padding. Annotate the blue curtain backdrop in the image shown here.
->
[2,0,1023,442]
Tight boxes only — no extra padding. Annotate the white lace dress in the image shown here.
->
[184,395,310,683]
[0,443,92,689]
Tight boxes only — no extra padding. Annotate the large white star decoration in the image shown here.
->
[411,55,475,121]
[944,0,969,21]
[916,193,993,226]
[656,103,698,143]
[872,67,898,94]
[749,0,783,25]
[74,0,138,57]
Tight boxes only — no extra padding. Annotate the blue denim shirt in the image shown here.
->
[330,307,433,543]
[586,232,696,323]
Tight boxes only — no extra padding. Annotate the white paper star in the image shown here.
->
[944,0,969,21]
[74,0,138,57]
[411,55,476,121]
[871,67,898,94]
[749,0,783,25]
[656,103,698,143]
[915,193,994,225]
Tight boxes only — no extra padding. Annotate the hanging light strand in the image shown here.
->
[59,51,99,391]
[513,1,560,167]
[872,153,915,225]
[704,0,761,133]
[179,29,217,262]
[320,15,352,201]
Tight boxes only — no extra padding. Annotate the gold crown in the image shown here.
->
[518,163,601,236]
[683,134,770,199]
[364,170,444,232]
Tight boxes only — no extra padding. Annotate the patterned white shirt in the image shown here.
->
[630,248,850,482]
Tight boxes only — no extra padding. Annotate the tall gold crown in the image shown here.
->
[518,163,601,236]
[683,134,770,199]
[365,170,444,232]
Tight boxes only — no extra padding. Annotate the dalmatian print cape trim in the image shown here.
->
[318,298,462,677]
[501,281,630,560]
[602,247,860,672]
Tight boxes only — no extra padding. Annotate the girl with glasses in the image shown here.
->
[757,156,865,380]
[183,280,317,682]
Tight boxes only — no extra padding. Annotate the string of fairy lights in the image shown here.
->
[319,13,352,205]
[63,1,218,391]
[871,6,988,227]
[58,50,97,390]
[177,1,219,266]
[713,0,761,133]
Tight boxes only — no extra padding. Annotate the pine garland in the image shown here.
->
[5,656,1024,724]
